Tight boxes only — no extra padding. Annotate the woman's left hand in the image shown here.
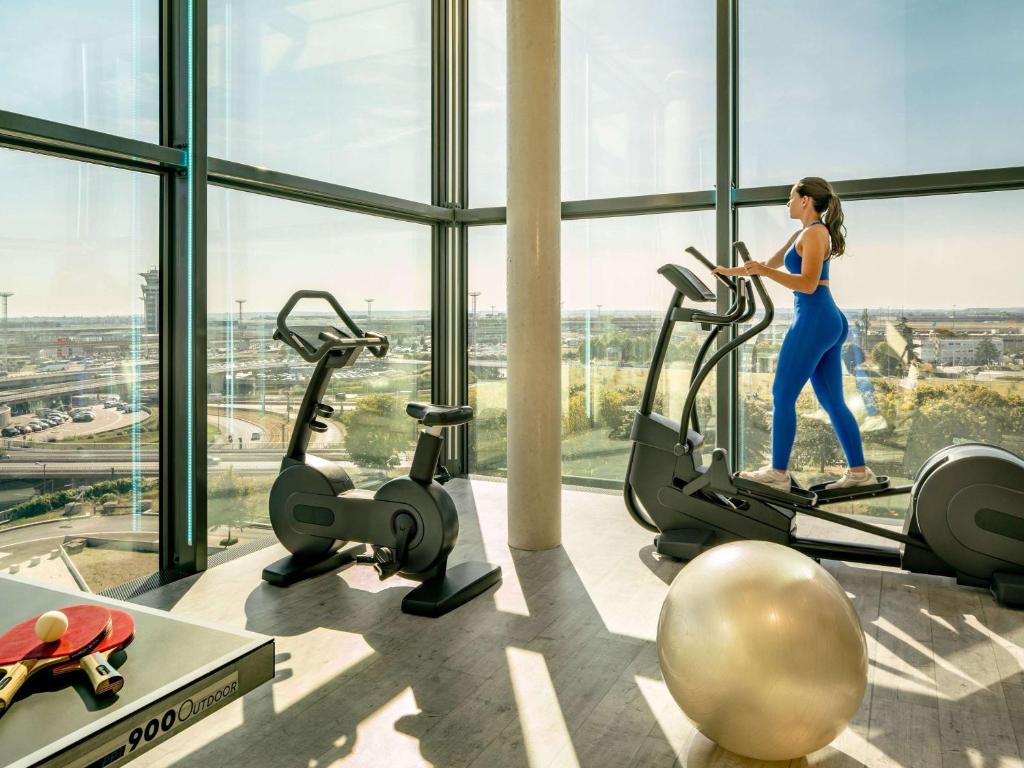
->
[743,261,770,276]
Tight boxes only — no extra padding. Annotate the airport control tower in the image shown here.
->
[140,268,159,333]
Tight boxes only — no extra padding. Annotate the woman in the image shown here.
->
[713,176,875,492]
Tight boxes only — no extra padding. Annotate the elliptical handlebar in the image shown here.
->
[685,246,737,292]
[670,241,777,455]
[731,241,775,325]
[678,246,749,326]
[274,290,390,364]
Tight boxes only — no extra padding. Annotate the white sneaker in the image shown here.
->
[738,465,792,493]
[824,467,878,491]
[861,415,888,433]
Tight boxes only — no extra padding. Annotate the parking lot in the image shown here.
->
[1,404,148,442]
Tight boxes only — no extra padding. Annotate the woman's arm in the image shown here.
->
[711,265,747,277]
[746,229,828,293]
[765,231,800,269]
[714,232,798,275]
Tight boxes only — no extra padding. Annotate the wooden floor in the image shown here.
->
[135,479,1024,768]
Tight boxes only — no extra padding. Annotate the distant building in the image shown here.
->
[916,335,1004,365]
[140,268,159,334]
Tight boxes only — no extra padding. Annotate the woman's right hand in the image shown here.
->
[712,266,741,277]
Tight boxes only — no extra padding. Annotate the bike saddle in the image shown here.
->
[406,402,475,427]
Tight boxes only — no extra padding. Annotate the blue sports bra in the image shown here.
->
[783,221,830,281]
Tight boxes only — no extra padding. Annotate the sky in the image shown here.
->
[1,0,1022,318]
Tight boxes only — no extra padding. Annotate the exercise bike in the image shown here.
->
[262,290,502,617]
[624,242,1024,607]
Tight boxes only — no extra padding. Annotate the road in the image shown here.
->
[224,402,342,448]
[0,513,158,549]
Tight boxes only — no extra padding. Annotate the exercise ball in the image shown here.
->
[657,541,868,761]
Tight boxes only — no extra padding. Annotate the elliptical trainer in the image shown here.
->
[263,290,501,617]
[624,242,1024,607]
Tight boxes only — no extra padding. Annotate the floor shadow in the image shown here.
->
[149,479,1022,768]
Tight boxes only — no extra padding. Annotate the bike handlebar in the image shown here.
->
[275,290,390,364]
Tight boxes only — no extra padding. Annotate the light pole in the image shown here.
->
[469,291,482,353]
[0,292,12,374]
[365,298,375,323]
[35,461,46,495]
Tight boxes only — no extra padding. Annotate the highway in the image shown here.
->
[0,352,439,405]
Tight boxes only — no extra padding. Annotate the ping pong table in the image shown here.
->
[0,573,274,768]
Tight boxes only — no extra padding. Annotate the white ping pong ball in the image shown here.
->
[35,610,69,642]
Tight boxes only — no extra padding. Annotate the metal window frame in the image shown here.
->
[453,0,1024,482]
[4,0,1024,573]
[0,110,186,173]
[160,0,208,576]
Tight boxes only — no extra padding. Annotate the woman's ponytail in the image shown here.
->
[824,193,846,257]
[796,177,847,258]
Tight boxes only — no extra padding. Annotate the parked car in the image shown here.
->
[1,427,20,437]
[18,426,33,435]
[72,412,94,423]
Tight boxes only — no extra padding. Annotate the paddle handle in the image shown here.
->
[82,652,124,696]
[0,660,33,715]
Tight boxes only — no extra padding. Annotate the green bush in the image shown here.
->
[599,385,663,440]
[342,394,413,468]
[563,392,591,436]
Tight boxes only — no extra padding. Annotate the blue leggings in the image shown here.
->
[771,288,865,470]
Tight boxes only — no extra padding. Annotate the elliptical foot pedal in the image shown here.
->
[262,548,359,587]
[655,529,715,561]
[402,561,502,618]
[990,572,1024,609]
[732,474,819,506]
[809,476,892,503]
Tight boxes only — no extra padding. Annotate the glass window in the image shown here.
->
[739,0,1024,186]
[0,149,160,593]
[208,0,431,201]
[738,191,1024,533]
[206,188,432,536]
[468,0,507,208]
[469,0,716,207]
[0,1,159,142]
[467,212,716,486]
[467,226,509,475]
[562,0,716,201]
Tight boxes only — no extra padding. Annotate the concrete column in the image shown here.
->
[507,0,561,550]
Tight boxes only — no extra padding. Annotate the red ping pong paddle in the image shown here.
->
[50,609,135,696]
[0,605,112,716]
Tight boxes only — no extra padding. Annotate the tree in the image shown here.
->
[207,467,255,545]
[894,316,919,364]
[740,395,772,466]
[792,415,845,474]
[871,342,907,378]
[342,394,411,468]
[859,308,871,338]
[976,338,999,365]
